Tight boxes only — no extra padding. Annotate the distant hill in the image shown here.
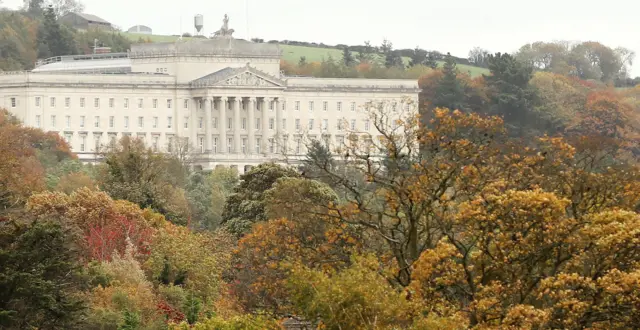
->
[121,32,489,78]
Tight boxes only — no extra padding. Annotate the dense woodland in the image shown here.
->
[2,36,640,327]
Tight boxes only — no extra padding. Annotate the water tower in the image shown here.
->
[194,14,204,36]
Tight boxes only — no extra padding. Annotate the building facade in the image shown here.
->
[0,19,419,174]
[59,12,113,31]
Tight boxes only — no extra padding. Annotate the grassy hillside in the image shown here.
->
[121,32,489,77]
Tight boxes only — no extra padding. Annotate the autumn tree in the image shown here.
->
[99,136,190,226]
[468,46,490,68]
[342,46,355,67]
[409,46,427,67]
[221,163,299,236]
[37,5,76,58]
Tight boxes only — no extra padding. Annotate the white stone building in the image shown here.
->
[0,19,419,174]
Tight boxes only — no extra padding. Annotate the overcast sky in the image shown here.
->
[4,0,640,75]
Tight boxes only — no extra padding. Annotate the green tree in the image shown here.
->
[484,52,535,128]
[298,56,307,67]
[382,39,403,69]
[301,139,335,184]
[342,46,355,67]
[356,40,374,64]
[433,53,467,112]
[409,46,427,67]
[38,5,76,57]
[100,136,190,226]
[221,163,300,236]
[0,218,87,329]
[186,172,215,231]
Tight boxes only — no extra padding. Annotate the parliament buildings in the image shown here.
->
[0,17,419,173]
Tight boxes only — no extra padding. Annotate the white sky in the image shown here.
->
[4,0,640,76]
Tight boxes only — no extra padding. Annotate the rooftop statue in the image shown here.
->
[212,14,235,38]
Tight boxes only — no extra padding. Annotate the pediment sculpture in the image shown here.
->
[222,72,273,86]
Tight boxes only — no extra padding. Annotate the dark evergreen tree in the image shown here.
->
[425,51,440,69]
[433,53,466,111]
[484,52,535,127]
[301,139,335,184]
[409,46,427,67]
[342,46,355,67]
[0,218,87,329]
[381,39,403,69]
[298,56,307,66]
[39,5,76,57]
[356,40,374,63]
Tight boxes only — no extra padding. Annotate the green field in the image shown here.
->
[121,32,489,77]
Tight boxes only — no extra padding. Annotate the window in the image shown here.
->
[108,116,113,128]
[242,118,247,130]
[295,119,300,130]
[184,117,189,129]
[337,136,345,146]
[138,98,143,109]
[153,99,158,109]
[35,97,41,107]
[323,101,328,111]
[109,98,114,108]
[80,98,85,108]
[124,98,129,109]
[255,119,260,130]
[337,101,342,112]
[350,102,356,111]
[227,138,232,153]
[269,100,273,111]
[296,139,301,154]
[308,119,314,130]
[227,118,232,129]
[65,115,71,128]
[337,120,343,131]
[269,118,274,130]
[65,97,70,108]
[309,101,314,112]
[364,119,370,131]
[50,115,56,128]
[153,117,158,128]
[80,136,86,152]
[183,99,188,109]
[138,116,144,128]
[213,138,218,153]
[153,136,159,151]
[94,136,100,151]
[256,138,261,154]
[322,119,328,130]
[282,119,286,130]
[35,115,41,128]
[295,101,300,111]
[213,117,218,129]
[50,97,56,107]
[242,138,247,153]
[392,103,397,112]
[282,102,286,111]
[124,116,129,128]
[80,116,86,128]
[167,99,172,108]
[199,137,204,153]
[268,138,274,154]
[351,119,356,130]
[198,117,203,129]
[10,97,16,108]
[64,133,71,144]
[167,116,173,128]
[94,116,100,128]
[94,98,100,108]
[168,137,174,152]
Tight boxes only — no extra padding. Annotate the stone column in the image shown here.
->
[262,98,271,153]
[274,98,281,137]
[234,98,241,154]
[248,97,256,154]
[204,97,212,153]
[190,98,198,151]
[219,97,227,154]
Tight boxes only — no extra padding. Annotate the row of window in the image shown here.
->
[36,115,372,132]
[10,97,389,113]
[36,115,174,129]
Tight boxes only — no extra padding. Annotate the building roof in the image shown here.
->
[127,25,152,32]
[68,12,111,25]
[32,58,131,73]
[130,38,281,58]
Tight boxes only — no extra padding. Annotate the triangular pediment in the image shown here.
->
[190,65,285,88]
[217,70,282,87]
